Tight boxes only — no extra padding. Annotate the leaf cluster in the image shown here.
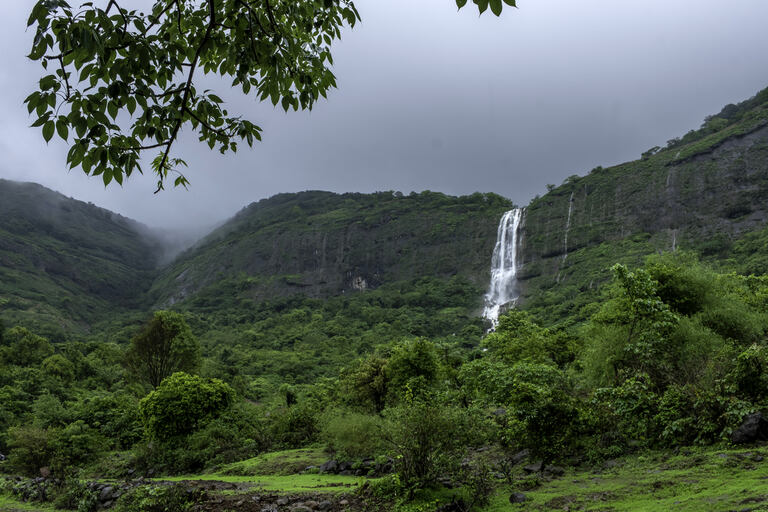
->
[25,0,359,190]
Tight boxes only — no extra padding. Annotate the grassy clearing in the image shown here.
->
[156,473,367,493]
[482,446,768,511]
[0,494,63,511]
[220,447,328,476]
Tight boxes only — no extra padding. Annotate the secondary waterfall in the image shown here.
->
[483,208,524,327]
[563,192,574,261]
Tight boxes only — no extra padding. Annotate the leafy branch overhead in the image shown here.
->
[457,0,516,17]
[25,0,360,191]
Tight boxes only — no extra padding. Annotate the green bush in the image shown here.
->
[139,372,234,442]
[499,363,581,462]
[383,396,470,491]
[321,409,386,460]
[732,344,768,402]
[113,484,203,512]
[49,420,105,471]
[269,401,320,448]
[6,425,55,476]
[52,479,99,512]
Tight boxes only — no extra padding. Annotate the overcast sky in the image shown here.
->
[1,1,768,232]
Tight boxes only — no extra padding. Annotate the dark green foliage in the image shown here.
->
[386,338,441,399]
[52,479,99,512]
[0,327,53,367]
[269,401,321,449]
[126,311,201,389]
[339,356,389,413]
[6,425,54,476]
[26,0,359,190]
[383,396,473,491]
[0,180,162,336]
[732,344,768,402]
[321,410,386,460]
[139,372,234,441]
[113,484,202,512]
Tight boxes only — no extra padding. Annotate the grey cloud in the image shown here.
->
[1,0,768,230]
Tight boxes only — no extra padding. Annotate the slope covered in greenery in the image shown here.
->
[0,180,165,339]
[519,86,768,324]
[148,190,512,307]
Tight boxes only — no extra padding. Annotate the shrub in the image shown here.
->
[499,363,581,462]
[269,401,320,448]
[591,374,659,449]
[52,479,99,512]
[321,410,386,460]
[49,420,105,471]
[732,344,768,402]
[6,425,55,476]
[113,484,203,512]
[139,372,234,442]
[383,396,470,491]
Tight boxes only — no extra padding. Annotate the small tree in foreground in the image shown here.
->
[139,372,234,442]
[126,310,200,389]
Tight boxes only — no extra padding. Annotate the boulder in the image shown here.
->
[544,465,565,477]
[319,460,338,473]
[732,412,768,444]
[523,461,543,473]
[509,492,527,504]
[510,449,530,465]
[99,486,114,501]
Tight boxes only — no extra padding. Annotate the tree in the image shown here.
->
[139,371,234,441]
[0,327,54,367]
[25,1,511,191]
[125,310,200,389]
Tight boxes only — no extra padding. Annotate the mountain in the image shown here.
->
[517,86,768,323]
[0,180,165,338]
[2,87,768,338]
[147,190,512,309]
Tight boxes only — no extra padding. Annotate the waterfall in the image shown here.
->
[483,208,524,327]
[562,192,574,261]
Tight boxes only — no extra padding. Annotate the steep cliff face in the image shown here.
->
[149,191,513,307]
[517,91,768,322]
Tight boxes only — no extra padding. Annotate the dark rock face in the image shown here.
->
[732,412,768,444]
[151,191,512,306]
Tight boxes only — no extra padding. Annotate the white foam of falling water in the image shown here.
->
[563,192,574,261]
[483,208,524,327]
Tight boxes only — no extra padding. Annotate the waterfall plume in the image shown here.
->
[563,191,574,261]
[483,208,524,327]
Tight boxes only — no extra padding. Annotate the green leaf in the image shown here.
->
[502,0,516,5]
[56,119,69,140]
[489,0,502,16]
[456,0,468,7]
[42,120,54,143]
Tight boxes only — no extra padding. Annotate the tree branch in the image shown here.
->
[155,0,217,192]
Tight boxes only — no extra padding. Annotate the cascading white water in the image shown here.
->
[483,208,524,327]
[562,192,574,261]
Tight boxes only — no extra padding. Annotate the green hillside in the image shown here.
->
[0,180,164,339]
[148,190,513,307]
[519,86,768,324]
